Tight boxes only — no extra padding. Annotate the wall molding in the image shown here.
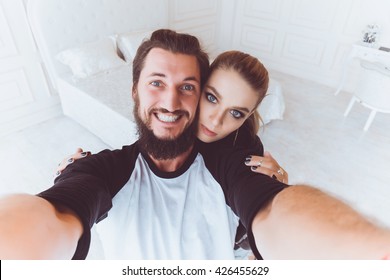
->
[170,0,220,56]
[243,0,282,22]
[0,67,35,106]
[221,0,387,92]
[0,0,59,136]
[239,24,276,54]
[281,33,326,66]
[0,6,18,58]
[0,95,62,137]
[172,0,218,22]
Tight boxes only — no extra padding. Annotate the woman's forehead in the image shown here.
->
[206,68,258,109]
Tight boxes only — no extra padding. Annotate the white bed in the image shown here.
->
[56,64,138,148]
[27,0,285,149]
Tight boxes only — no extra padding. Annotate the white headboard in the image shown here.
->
[27,0,169,88]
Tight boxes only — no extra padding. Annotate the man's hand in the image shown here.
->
[0,194,82,259]
[252,185,390,259]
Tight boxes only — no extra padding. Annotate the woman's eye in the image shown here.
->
[206,93,217,103]
[230,110,243,119]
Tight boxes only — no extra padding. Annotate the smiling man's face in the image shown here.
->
[133,47,201,159]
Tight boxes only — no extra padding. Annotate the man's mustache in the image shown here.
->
[149,108,190,118]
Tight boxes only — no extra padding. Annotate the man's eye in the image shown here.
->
[230,110,243,119]
[150,81,161,87]
[206,93,217,103]
[181,84,195,91]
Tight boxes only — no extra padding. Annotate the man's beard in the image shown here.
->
[133,97,197,160]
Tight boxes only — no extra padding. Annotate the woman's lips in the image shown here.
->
[201,124,217,137]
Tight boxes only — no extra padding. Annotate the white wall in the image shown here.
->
[169,0,221,58]
[0,0,61,137]
[219,0,390,92]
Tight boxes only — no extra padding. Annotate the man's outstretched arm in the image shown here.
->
[0,194,82,259]
[252,185,390,259]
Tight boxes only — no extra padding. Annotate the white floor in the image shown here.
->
[0,117,110,196]
[260,71,390,228]
[1,71,390,229]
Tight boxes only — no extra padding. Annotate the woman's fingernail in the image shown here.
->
[55,170,61,176]
[245,156,252,164]
[81,151,91,157]
[67,158,74,163]
[251,166,257,171]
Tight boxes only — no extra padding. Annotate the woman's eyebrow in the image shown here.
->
[205,85,221,98]
[205,85,250,113]
[233,106,250,113]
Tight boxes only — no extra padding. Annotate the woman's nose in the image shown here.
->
[210,110,223,127]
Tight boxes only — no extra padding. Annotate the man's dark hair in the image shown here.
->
[132,29,210,93]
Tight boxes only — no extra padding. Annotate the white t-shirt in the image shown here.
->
[95,153,239,259]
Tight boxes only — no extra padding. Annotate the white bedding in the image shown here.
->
[60,65,135,122]
[56,65,138,148]
[259,79,285,125]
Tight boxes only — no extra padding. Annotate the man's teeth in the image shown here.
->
[157,114,179,123]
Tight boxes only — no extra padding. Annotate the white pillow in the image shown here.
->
[117,30,152,62]
[56,37,127,78]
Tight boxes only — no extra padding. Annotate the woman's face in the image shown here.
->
[197,68,259,143]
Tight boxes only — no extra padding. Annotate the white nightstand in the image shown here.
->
[336,43,390,131]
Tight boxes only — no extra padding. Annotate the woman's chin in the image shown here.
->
[197,132,227,143]
[197,134,210,143]
[196,133,214,143]
[197,124,221,143]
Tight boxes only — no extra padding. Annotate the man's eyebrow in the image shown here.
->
[147,73,199,83]
[148,72,166,78]
[183,76,200,83]
[205,85,250,113]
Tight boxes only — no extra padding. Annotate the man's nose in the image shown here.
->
[161,87,181,112]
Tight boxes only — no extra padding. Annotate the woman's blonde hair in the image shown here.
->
[209,51,269,139]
